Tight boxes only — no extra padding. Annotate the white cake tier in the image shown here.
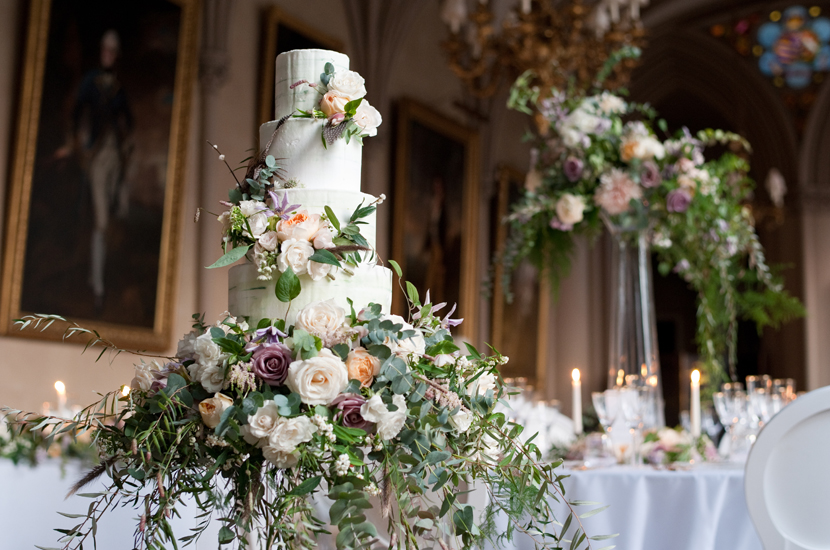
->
[271,188,378,250]
[261,118,362,193]
[275,49,349,120]
[228,262,392,327]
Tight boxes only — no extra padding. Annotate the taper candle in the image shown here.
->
[690,369,701,438]
[572,369,583,435]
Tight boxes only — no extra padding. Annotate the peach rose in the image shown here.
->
[198,393,234,428]
[346,347,381,388]
[320,90,350,117]
[277,210,328,242]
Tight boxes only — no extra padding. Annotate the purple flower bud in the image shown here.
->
[251,343,292,386]
[563,156,584,182]
[640,161,662,188]
[549,217,574,231]
[150,362,182,394]
[330,394,370,430]
[328,112,346,126]
[667,188,692,213]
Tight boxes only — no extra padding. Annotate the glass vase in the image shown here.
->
[606,223,665,428]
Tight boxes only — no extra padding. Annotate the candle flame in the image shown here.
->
[54,381,66,395]
[121,385,131,397]
[641,363,648,377]
[691,369,700,384]
[616,369,625,387]
[647,375,658,387]
[572,368,581,382]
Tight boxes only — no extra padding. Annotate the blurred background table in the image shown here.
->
[487,462,761,550]
[0,460,221,549]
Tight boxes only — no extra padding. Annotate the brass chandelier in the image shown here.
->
[440,0,648,98]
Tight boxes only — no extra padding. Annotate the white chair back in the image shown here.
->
[744,385,830,550]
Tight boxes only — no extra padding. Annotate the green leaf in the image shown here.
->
[405,281,420,305]
[206,245,251,269]
[214,405,237,437]
[128,468,146,480]
[324,62,335,75]
[218,526,235,544]
[275,267,302,303]
[332,343,351,361]
[288,475,322,496]
[309,249,342,267]
[388,259,402,278]
[425,450,451,465]
[325,206,340,231]
[343,97,363,117]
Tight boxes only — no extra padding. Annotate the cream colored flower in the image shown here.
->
[353,100,382,137]
[193,332,224,367]
[320,90,350,117]
[267,415,317,453]
[360,394,388,423]
[285,349,349,405]
[555,193,586,225]
[262,446,299,468]
[449,408,473,433]
[470,372,497,396]
[295,300,347,348]
[382,315,426,356]
[377,394,407,440]
[258,231,279,252]
[328,70,367,100]
[277,238,314,276]
[597,92,626,114]
[346,347,382,388]
[307,260,333,282]
[198,393,234,429]
[247,402,281,440]
[277,211,328,242]
[131,361,162,392]
[200,364,227,393]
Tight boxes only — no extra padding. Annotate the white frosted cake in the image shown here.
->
[227,49,391,326]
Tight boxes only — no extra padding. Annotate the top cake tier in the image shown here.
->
[274,49,349,121]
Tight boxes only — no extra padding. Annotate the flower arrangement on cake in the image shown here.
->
[501,58,803,384]
[1,50,610,550]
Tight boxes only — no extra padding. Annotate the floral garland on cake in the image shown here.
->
[501,65,804,384]
[292,62,382,147]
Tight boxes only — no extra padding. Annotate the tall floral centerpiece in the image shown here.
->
[502,69,803,405]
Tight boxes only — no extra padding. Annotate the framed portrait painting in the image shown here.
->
[392,99,480,341]
[0,0,200,349]
[257,7,343,126]
[489,165,549,386]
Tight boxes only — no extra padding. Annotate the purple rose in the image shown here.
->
[640,161,661,188]
[252,343,291,386]
[563,156,584,182]
[666,188,692,213]
[330,394,370,430]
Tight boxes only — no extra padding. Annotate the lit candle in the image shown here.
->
[690,369,701,438]
[54,380,67,413]
[121,385,131,397]
[572,369,583,435]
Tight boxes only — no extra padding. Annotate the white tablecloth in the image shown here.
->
[489,463,761,550]
[0,460,221,549]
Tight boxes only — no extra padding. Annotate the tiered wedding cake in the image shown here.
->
[227,49,392,324]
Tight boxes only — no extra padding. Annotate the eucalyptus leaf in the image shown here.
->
[275,267,302,303]
[206,245,250,269]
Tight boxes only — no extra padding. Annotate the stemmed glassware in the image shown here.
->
[592,389,621,455]
[620,386,652,466]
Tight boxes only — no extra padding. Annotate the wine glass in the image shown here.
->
[620,386,651,466]
[592,390,620,454]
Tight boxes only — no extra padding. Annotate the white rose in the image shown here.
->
[246,212,269,238]
[193,332,224,367]
[353,100,382,137]
[247,402,281,440]
[258,231,279,252]
[131,361,162,392]
[277,238,314,276]
[176,331,199,359]
[328,70,367,100]
[285,349,349,405]
[360,394,388,423]
[239,200,264,217]
[307,260,333,281]
[564,108,601,134]
[555,193,586,225]
[200,364,227,393]
[470,372,497,396]
[267,416,318,453]
[262,446,299,468]
[187,362,206,383]
[636,136,665,160]
[198,393,233,429]
[433,354,455,367]
[295,299,346,347]
[218,211,231,233]
[377,394,408,441]
[312,227,334,249]
[449,408,473,434]
[597,92,626,114]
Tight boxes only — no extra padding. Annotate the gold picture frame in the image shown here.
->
[257,7,343,126]
[0,0,200,350]
[490,165,549,387]
[392,99,480,342]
